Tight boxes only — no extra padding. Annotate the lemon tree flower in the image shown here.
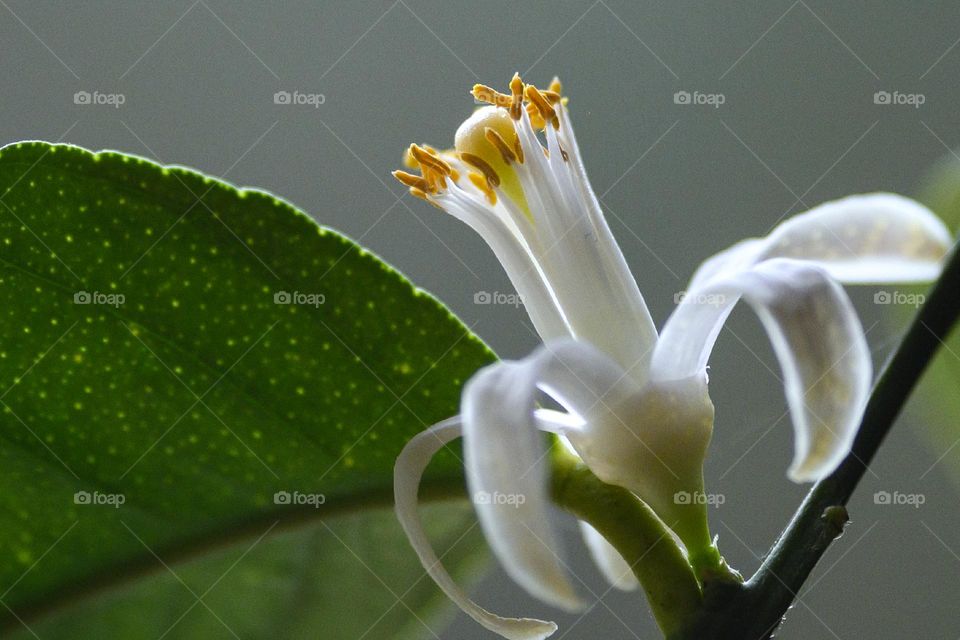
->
[392,74,951,640]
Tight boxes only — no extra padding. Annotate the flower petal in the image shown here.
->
[689,193,952,289]
[510,107,658,381]
[529,341,717,554]
[394,417,559,640]
[579,521,639,591]
[436,185,571,341]
[653,259,871,481]
[463,360,584,613]
[532,338,643,413]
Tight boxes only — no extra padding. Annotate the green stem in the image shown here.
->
[549,446,703,636]
[670,242,960,639]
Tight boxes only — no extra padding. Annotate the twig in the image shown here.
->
[672,242,960,639]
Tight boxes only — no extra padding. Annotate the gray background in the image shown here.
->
[3,1,960,638]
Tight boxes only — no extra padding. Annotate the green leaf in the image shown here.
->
[0,142,493,637]
[912,156,960,487]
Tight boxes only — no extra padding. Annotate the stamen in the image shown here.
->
[526,102,547,130]
[509,72,525,120]
[548,77,562,94]
[402,147,418,169]
[459,152,501,187]
[484,127,519,164]
[430,170,444,193]
[541,90,562,104]
[472,84,512,108]
[392,170,429,192]
[454,105,529,213]
[410,144,453,177]
[524,85,559,130]
[513,135,524,164]
[468,172,497,205]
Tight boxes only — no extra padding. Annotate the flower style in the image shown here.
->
[392,74,952,639]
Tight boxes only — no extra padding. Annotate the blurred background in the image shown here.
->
[2,1,960,638]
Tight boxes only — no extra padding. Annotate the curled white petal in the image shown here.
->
[653,259,871,481]
[579,521,639,591]
[463,361,583,613]
[689,193,952,289]
[394,417,559,640]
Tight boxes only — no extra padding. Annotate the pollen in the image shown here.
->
[509,72,525,120]
[484,127,523,164]
[468,172,497,205]
[392,170,429,192]
[524,85,559,130]
[409,144,453,177]
[395,72,569,216]
[472,84,512,108]
[460,153,500,187]
[403,144,457,194]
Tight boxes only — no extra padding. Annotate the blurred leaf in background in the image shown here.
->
[910,155,960,487]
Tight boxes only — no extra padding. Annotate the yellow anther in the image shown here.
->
[524,85,559,130]
[541,90,562,104]
[484,127,519,164]
[402,146,418,169]
[459,152,500,187]
[409,144,453,177]
[525,101,546,130]
[512,135,524,164]
[509,72,525,120]
[427,170,449,194]
[392,170,429,192]
[468,172,497,205]
[425,146,460,181]
[398,73,578,217]
[472,84,512,107]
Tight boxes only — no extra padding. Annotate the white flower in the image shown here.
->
[392,74,952,639]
